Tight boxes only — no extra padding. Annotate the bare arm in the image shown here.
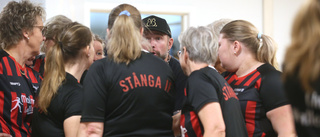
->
[266,105,296,137]
[198,102,225,137]
[63,115,81,137]
[0,133,12,137]
[172,111,181,136]
[77,122,104,137]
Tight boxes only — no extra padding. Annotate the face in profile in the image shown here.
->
[93,40,105,62]
[218,34,234,71]
[28,16,45,56]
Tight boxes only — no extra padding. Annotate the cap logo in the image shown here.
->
[145,18,157,27]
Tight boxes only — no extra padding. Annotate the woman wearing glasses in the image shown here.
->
[0,1,45,136]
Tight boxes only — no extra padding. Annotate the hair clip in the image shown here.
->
[119,10,130,16]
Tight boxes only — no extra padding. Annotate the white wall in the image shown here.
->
[0,0,306,66]
[273,0,305,67]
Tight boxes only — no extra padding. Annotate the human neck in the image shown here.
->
[235,57,263,77]
[187,61,208,76]
[164,54,171,63]
[65,61,87,82]
[5,42,32,67]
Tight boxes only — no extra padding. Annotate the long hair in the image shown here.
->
[38,22,93,113]
[107,4,142,65]
[283,0,320,92]
[0,1,45,49]
[220,20,279,70]
[41,15,72,53]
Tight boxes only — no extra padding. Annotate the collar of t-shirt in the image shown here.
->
[208,65,218,72]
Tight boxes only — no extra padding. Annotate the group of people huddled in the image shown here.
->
[0,0,319,137]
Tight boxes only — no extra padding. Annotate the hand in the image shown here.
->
[172,111,181,137]
[0,133,12,137]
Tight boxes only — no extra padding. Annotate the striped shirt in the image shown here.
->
[223,63,288,137]
[0,50,41,137]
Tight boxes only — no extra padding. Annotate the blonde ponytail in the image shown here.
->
[107,15,141,64]
[38,22,93,113]
[257,35,279,70]
[38,42,65,113]
[107,4,143,65]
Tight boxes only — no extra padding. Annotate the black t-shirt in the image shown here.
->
[0,50,41,137]
[169,57,188,111]
[284,69,320,137]
[180,66,247,137]
[32,73,83,137]
[81,52,175,137]
[223,63,288,137]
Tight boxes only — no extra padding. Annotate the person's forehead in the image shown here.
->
[144,30,167,37]
[36,16,44,24]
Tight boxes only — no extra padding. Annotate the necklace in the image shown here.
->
[19,69,25,75]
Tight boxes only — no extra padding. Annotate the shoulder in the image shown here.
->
[60,73,82,93]
[188,67,213,81]
[140,52,173,71]
[0,50,9,60]
[257,63,281,80]
[141,52,168,64]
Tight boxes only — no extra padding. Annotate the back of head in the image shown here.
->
[41,15,72,52]
[0,1,45,49]
[221,20,279,69]
[284,0,320,92]
[39,22,93,113]
[179,26,216,64]
[107,4,142,64]
[207,18,232,38]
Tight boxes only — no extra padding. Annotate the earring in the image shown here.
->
[27,37,29,40]
[234,52,237,55]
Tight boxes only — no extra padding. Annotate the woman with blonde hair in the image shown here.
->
[283,0,320,136]
[78,4,175,137]
[218,20,296,137]
[32,22,94,137]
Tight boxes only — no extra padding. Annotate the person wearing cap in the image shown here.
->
[78,4,175,137]
[143,15,188,136]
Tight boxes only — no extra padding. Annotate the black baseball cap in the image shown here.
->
[142,15,172,38]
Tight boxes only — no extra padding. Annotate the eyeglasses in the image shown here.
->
[177,50,182,56]
[34,26,45,33]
